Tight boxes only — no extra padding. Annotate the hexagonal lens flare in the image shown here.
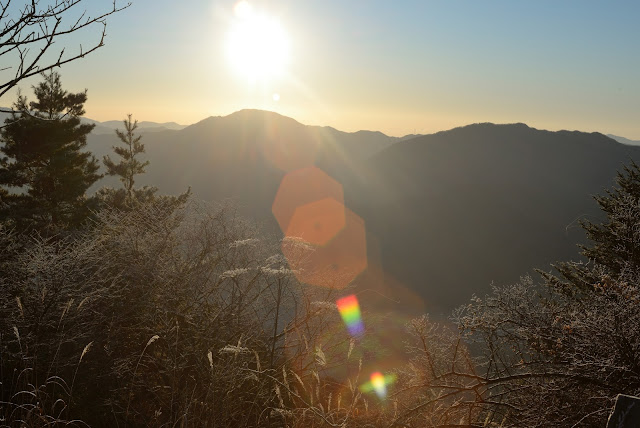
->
[286,197,346,246]
[282,203,367,289]
[272,166,344,235]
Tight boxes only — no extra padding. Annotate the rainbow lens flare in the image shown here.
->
[359,371,396,399]
[336,294,364,337]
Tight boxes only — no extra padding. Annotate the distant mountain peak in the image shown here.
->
[411,122,618,145]
[189,108,303,131]
[187,109,397,140]
[608,134,640,146]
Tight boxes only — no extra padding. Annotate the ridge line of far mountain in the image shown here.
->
[3,106,639,145]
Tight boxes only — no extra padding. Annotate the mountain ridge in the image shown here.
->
[345,121,640,312]
[85,112,640,314]
[5,107,640,314]
[608,134,640,146]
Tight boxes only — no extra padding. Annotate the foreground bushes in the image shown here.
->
[0,201,342,426]
[2,158,639,427]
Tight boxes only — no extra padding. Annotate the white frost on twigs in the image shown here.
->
[311,301,337,311]
[229,238,259,248]
[219,345,250,354]
[221,268,249,279]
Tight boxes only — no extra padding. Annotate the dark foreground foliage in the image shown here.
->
[0,158,638,427]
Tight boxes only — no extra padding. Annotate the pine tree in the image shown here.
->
[0,72,101,233]
[102,114,155,205]
[541,160,640,293]
[95,115,190,211]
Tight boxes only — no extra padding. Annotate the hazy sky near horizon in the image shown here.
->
[4,0,640,138]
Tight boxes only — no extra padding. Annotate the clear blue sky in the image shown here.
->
[4,0,640,138]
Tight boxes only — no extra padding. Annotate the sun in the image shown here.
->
[226,2,290,83]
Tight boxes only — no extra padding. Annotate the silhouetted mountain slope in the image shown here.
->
[0,110,187,135]
[98,120,186,131]
[87,113,640,315]
[343,123,640,313]
[88,109,399,204]
[86,119,187,135]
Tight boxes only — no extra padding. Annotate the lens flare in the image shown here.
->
[272,166,344,234]
[371,372,386,396]
[337,294,364,337]
[359,371,396,399]
[286,197,346,246]
[281,204,367,289]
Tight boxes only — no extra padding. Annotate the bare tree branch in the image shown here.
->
[0,0,131,101]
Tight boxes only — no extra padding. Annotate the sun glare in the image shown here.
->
[226,2,290,83]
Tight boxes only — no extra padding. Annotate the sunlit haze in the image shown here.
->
[2,1,640,424]
[225,1,290,83]
[5,0,639,138]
